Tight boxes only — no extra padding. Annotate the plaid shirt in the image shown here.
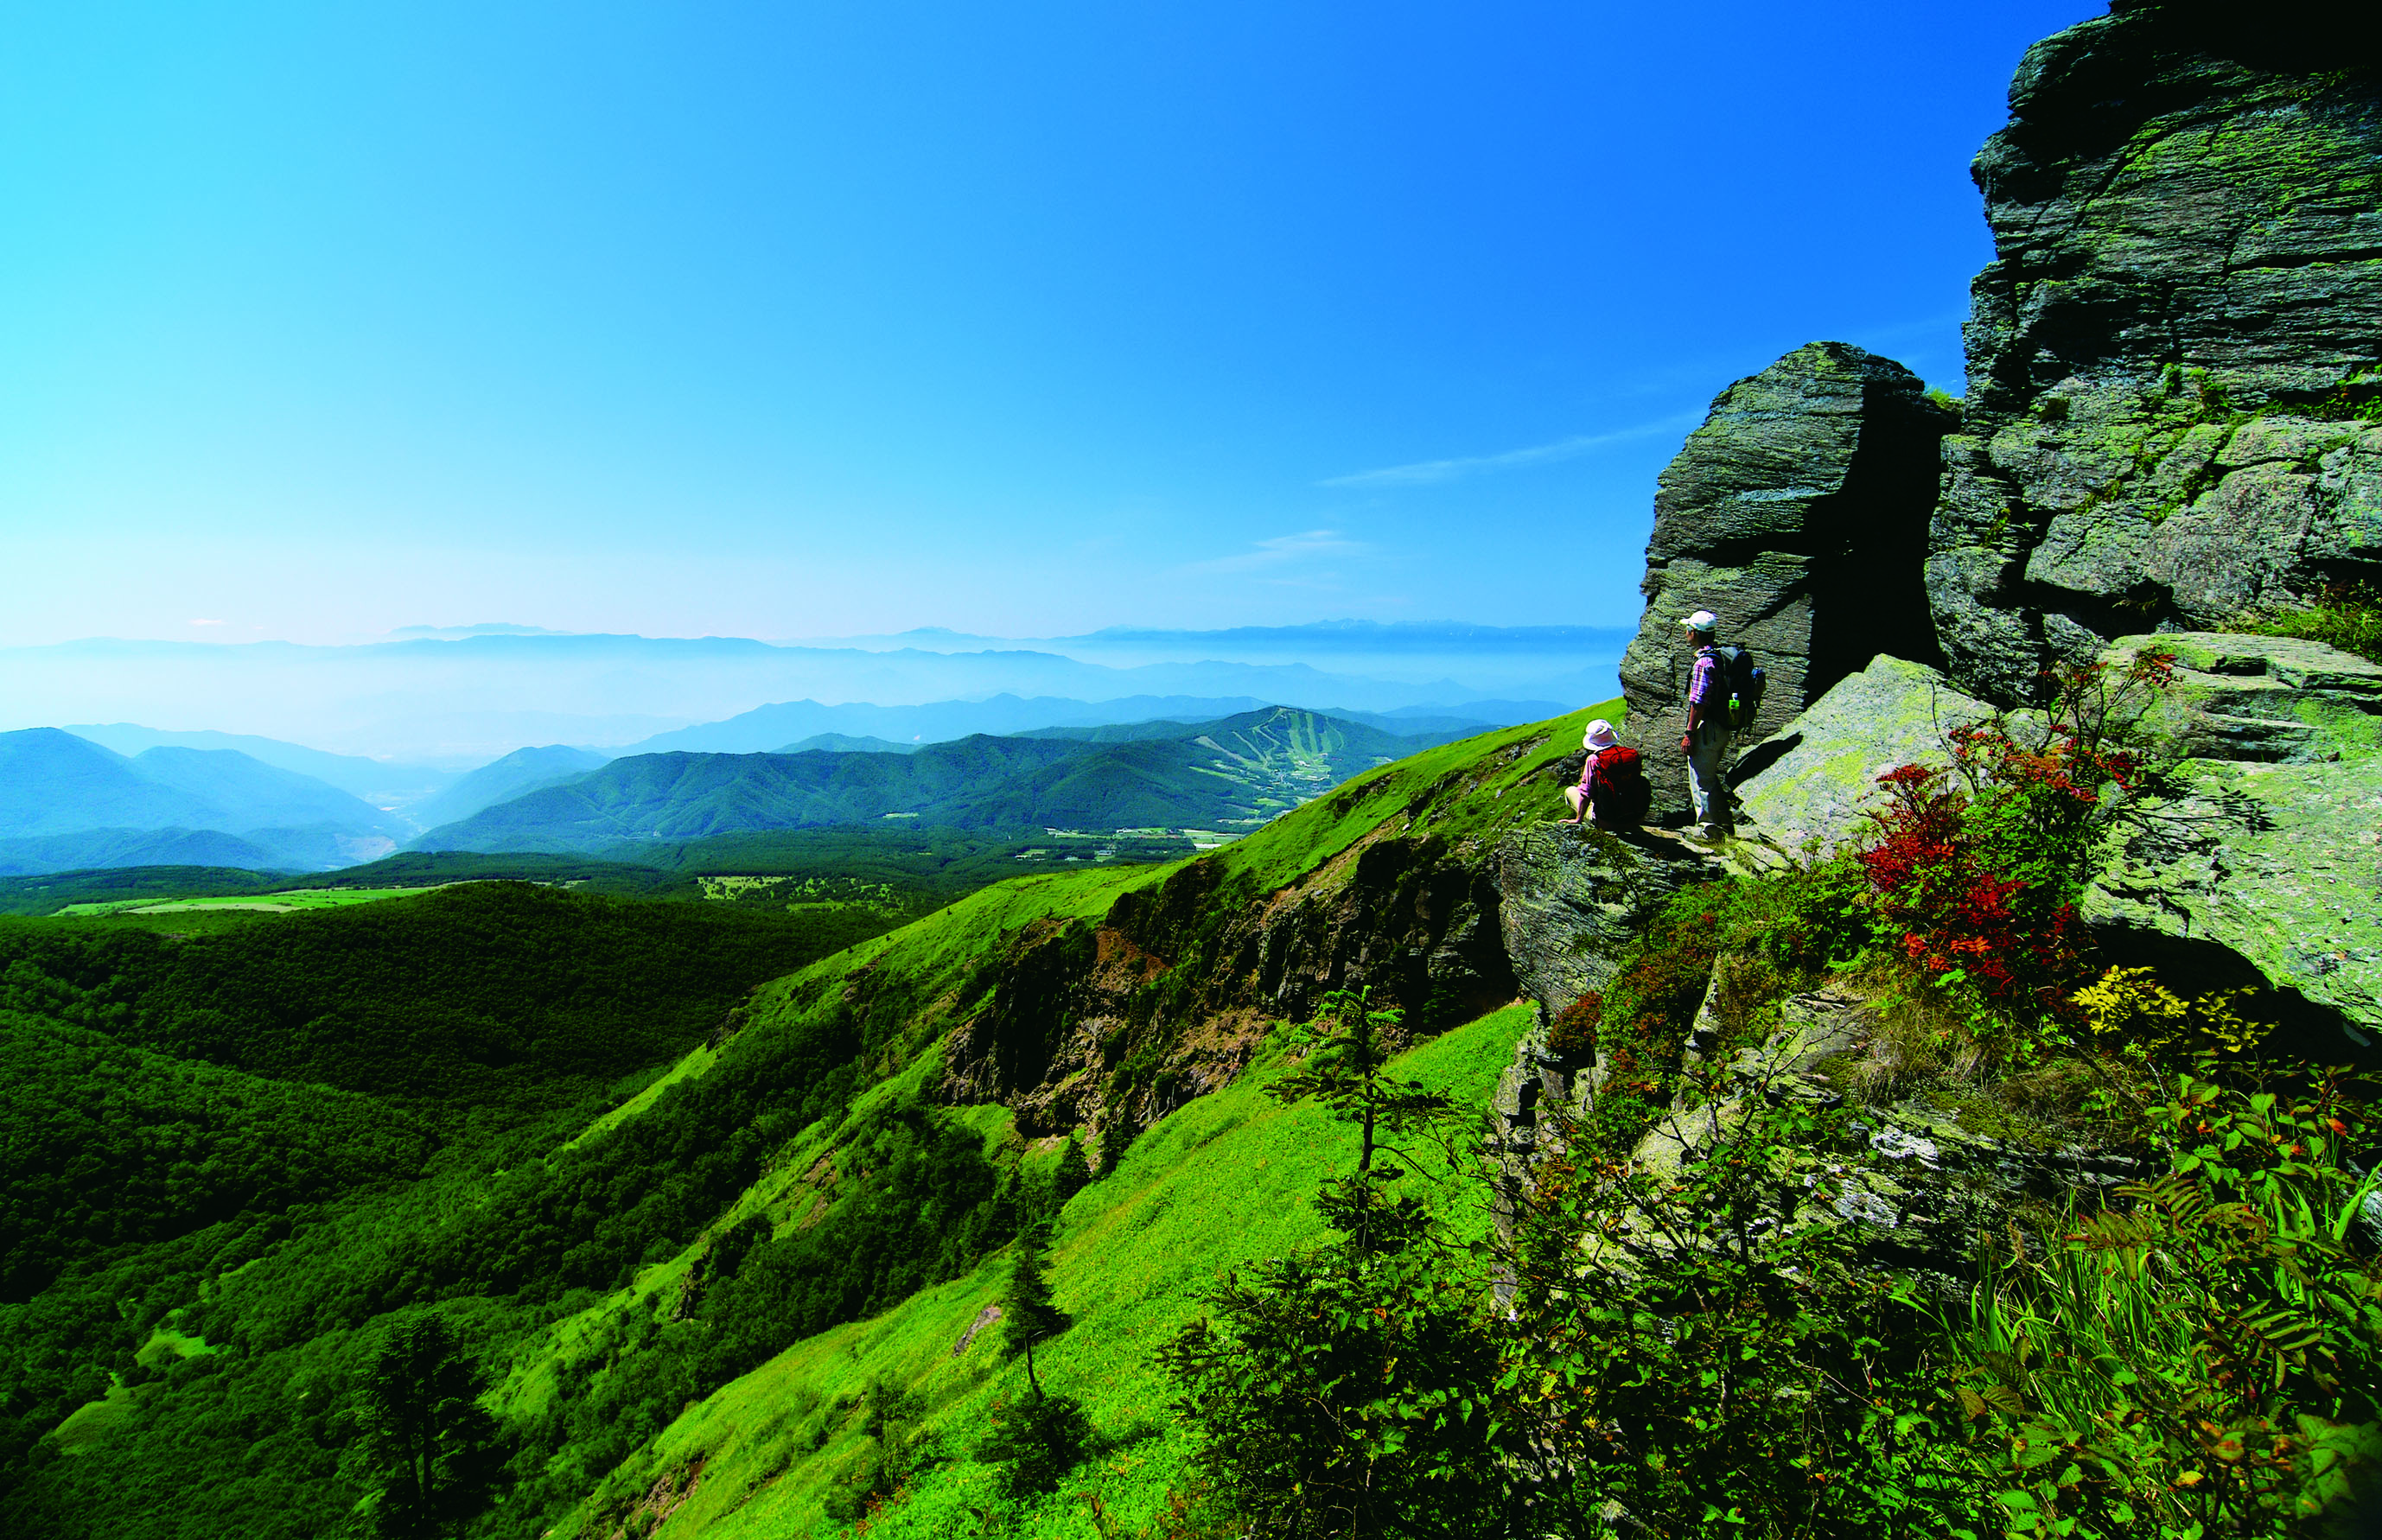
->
[1688,645,1722,708]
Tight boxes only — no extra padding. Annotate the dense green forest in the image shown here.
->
[0,879,933,1538]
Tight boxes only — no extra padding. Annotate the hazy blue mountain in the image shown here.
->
[414,735,1087,853]
[775,734,919,754]
[64,723,454,801]
[941,708,1439,829]
[10,630,1600,762]
[404,745,615,830]
[0,827,285,879]
[0,728,404,877]
[127,748,405,837]
[622,694,1276,755]
[0,730,225,838]
[414,708,1443,854]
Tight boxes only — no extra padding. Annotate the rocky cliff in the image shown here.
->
[1617,343,1955,818]
[1927,3,2382,702]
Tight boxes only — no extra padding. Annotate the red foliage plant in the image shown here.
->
[1852,649,2174,1014]
[1856,763,2078,1002]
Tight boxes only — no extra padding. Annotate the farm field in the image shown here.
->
[56,885,451,916]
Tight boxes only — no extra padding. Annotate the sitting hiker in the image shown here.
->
[1678,608,1731,839]
[1563,719,1650,830]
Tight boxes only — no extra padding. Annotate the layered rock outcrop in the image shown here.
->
[2084,633,2382,1040]
[1729,629,2382,1047]
[1928,4,2382,701]
[1732,654,1996,856]
[1619,341,1956,819]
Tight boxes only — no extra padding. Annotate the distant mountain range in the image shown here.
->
[413,708,1456,855]
[59,723,454,802]
[0,695,1538,876]
[3,623,1615,761]
[0,729,407,875]
[400,745,615,830]
[613,694,1561,757]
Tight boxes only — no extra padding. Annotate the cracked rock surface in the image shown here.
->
[1618,341,1954,818]
[1927,7,2382,701]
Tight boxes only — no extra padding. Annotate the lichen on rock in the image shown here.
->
[2086,633,2382,1042]
[1927,5,2382,701]
[1618,341,1955,818]
[1729,654,1997,859]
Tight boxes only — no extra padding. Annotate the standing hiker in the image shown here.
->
[1678,609,1732,840]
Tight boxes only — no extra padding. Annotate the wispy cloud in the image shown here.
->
[188,617,226,627]
[1320,413,1697,490]
[1185,529,1366,576]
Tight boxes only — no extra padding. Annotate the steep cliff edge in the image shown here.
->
[1929,3,2382,701]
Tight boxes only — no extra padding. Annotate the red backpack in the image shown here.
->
[1590,745,1651,827]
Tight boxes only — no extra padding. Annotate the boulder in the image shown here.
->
[1618,342,1957,820]
[1490,821,1723,1021]
[1730,654,1997,859]
[2085,633,2382,1042]
[1927,8,2382,702]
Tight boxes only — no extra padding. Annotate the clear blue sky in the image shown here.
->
[0,0,2099,647]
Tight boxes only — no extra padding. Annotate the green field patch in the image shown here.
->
[56,885,449,917]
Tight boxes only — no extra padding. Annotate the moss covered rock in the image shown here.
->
[2086,633,2382,1041]
[1927,6,2382,702]
[1729,654,1996,858]
[1618,342,1955,818]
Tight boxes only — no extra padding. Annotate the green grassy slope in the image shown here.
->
[539,1000,1534,1540]
[484,702,1609,1536]
[628,699,1607,1123]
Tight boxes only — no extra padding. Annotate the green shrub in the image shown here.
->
[1940,1065,2382,1537]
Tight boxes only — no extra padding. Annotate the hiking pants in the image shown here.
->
[1687,724,1731,827]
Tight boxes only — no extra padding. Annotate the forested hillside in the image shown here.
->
[0,881,916,1536]
[415,708,1455,854]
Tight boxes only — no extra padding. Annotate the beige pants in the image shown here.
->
[1686,723,1731,827]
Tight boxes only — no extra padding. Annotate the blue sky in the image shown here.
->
[0,0,2099,647]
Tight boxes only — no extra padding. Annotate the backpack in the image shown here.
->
[1711,646,1767,733]
[1589,745,1651,827]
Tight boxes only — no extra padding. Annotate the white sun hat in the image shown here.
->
[1679,608,1719,633]
[1583,719,1620,750]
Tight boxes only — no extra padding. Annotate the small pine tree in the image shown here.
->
[1162,988,1507,1536]
[1051,1134,1090,1208]
[975,1380,1093,1500]
[1000,1219,1069,1361]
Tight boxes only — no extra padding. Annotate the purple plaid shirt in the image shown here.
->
[1688,646,1721,708]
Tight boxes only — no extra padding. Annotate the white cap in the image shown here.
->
[1679,608,1719,633]
[1583,719,1620,750]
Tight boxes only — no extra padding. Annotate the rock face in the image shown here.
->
[1731,654,1997,859]
[1725,629,2382,1042]
[1927,6,2382,703]
[1491,821,1723,1020]
[936,830,1516,1151]
[1619,341,1956,820]
[2085,633,2382,1042]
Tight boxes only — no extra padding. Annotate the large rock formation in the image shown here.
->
[1729,628,2382,1047]
[1619,341,1956,819]
[1928,4,2382,702]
